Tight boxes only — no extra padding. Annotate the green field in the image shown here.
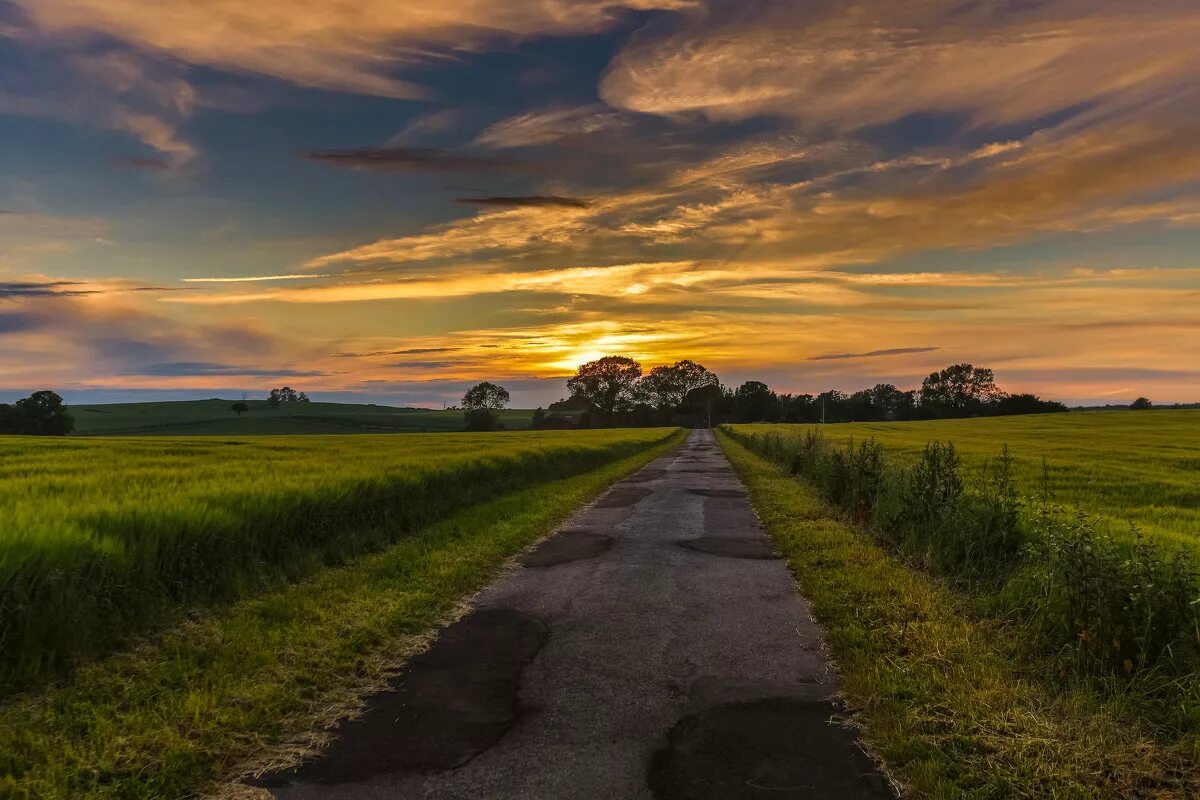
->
[0,431,685,799]
[733,410,1200,550]
[68,399,536,435]
[0,429,673,693]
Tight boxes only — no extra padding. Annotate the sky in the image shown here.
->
[1,0,1198,408]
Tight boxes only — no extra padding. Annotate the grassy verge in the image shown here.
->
[718,430,1198,799]
[0,430,684,800]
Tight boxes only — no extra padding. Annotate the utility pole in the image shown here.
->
[706,397,712,429]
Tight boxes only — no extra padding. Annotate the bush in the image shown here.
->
[1022,513,1199,676]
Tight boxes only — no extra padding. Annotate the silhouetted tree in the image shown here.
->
[639,360,719,412]
[267,387,308,407]
[995,393,1067,415]
[462,381,510,431]
[231,401,249,418]
[532,407,546,424]
[567,356,643,421]
[732,381,780,422]
[0,390,74,435]
[1130,396,1153,410]
[683,383,731,427]
[920,364,1001,417]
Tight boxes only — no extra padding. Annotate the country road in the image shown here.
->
[257,429,892,799]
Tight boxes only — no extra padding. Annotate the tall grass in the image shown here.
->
[0,430,676,693]
[725,426,1199,682]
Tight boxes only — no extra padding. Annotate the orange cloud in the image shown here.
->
[19,0,698,98]
[602,1,1200,129]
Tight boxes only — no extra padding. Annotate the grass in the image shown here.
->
[0,429,675,692]
[0,430,685,800]
[718,431,1199,799]
[734,410,1200,551]
[68,399,536,435]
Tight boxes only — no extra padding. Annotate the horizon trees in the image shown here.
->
[267,387,309,407]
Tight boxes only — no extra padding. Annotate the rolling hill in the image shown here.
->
[67,399,535,435]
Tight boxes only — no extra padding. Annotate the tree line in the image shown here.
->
[463,357,1069,430]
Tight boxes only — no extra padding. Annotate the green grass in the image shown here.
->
[718,431,1199,799]
[68,399,536,435]
[0,429,675,692]
[0,430,685,800]
[733,410,1200,551]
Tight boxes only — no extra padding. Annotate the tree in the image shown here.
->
[462,381,510,431]
[267,387,308,407]
[1130,396,1153,410]
[532,407,546,424]
[732,381,780,422]
[682,383,730,427]
[231,401,249,418]
[639,360,719,412]
[0,390,74,435]
[566,356,643,421]
[920,364,1002,417]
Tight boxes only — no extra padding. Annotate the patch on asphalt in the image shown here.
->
[688,487,747,498]
[625,468,667,483]
[521,530,613,567]
[678,537,781,560]
[595,486,652,507]
[648,699,893,799]
[251,608,546,787]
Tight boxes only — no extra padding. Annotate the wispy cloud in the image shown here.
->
[183,274,332,283]
[15,0,696,98]
[300,146,529,174]
[454,195,591,208]
[810,347,941,362]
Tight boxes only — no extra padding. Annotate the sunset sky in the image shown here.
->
[2,0,1198,407]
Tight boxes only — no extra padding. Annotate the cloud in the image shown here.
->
[477,105,631,148]
[113,156,172,171]
[0,280,95,297]
[454,195,591,209]
[601,1,1200,130]
[809,347,941,361]
[0,34,200,166]
[332,347,457,358]
[300,146,529,174]
[135,361,326,377]
[183,274,332,283]
[15,0,697,98]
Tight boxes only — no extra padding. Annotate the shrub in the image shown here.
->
[1023,512,1199,676]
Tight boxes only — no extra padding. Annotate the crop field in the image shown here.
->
[69,399,536,435]
[0,428,675,693]
[733,409,1200,551]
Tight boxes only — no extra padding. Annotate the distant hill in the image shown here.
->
[68,399,535,435]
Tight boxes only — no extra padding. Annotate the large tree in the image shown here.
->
[462,381,510,431]
[732,381,781,422]
[566,356,643,420]
[920,364,1001,416]
[0,390,75,435]
[639,359,719,411]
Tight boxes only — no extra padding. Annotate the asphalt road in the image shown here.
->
[258,429,892,800]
